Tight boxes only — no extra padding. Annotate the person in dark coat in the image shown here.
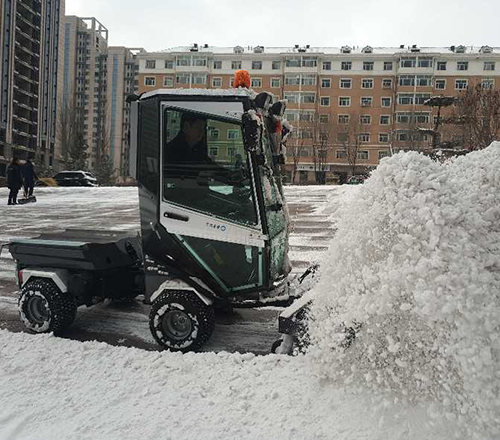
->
[22,157,37,197]
[7,158,23,205]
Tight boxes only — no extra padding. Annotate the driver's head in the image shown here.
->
[181,113,205,146]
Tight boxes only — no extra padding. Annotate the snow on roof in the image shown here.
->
[141,87,254,100]
[150,45,500,56]
[307,142,500,439]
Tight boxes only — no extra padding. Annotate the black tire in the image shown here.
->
[149,290,215,352]
[18,278,77,334]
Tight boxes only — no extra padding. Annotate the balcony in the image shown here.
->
[15,11,41,31]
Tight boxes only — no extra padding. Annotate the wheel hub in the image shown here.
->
[27,296,49,324]
[162,310,192,340]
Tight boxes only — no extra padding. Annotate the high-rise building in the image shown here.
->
[0,0,65,176]
[137,44,500,183]
[61,16,143,180]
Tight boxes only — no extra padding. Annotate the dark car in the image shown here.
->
[53,171,98,187]
[346,175,366,185]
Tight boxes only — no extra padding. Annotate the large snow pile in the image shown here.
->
[307,143,500,439]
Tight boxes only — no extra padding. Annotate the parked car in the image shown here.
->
[53,171,98,187]
[346,175,366,185]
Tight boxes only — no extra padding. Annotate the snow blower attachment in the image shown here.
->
[7,80,316,353]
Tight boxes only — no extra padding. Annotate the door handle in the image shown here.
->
[164,211,189,222]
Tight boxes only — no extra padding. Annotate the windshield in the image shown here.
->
[162,107,258,227]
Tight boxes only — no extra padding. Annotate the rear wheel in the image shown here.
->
[149,290,215,352]
[19,278,77,334]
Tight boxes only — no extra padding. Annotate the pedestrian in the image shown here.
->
[7,157,23,205]
[22,156,37,197]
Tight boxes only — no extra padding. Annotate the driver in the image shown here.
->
[166,113,212,165]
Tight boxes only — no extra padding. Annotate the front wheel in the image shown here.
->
[149,290,215,352]
[19,278,77,334]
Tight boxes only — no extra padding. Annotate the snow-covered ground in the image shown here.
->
[1,144,499,440]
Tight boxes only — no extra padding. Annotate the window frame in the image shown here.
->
[144,76,156,86]
[320,96,331,107]
[361,78,374,89]
[340,78,352,89]
[339,96,351,107]
[455,79,468,90]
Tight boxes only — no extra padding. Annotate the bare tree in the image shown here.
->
[94,109,116,185]
[339,114,368,177]
[58,99,88,170]
[310,114,334,184]
[452,82,500,150]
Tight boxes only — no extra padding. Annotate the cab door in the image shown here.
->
[159,101,267,295]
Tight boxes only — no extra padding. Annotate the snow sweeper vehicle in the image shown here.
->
[7,79,315,353]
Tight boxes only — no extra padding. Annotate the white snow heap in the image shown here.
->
[307,142,500,439]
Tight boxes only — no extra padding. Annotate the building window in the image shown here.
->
[400,57,416,68]
[272,60,281,70]
[176,74,190,84]
[363,61,374,71]
[418,57,433,68]
[192,74,207,85]
[213,60,222,69]
[341,61,352,70]
[415,112,430,123]
[232,61,242,70]
[164,60,174,69]
[357,149,369,158]
[251,78,262,88]
[340,78,352,89]
[285,57,301,67]
[284,92,299,103]
[145,60,156,69]
[380,115,390,125]
[323,61,332,70]
[336,149,347,158]
[414,93,431,105]
[484,61,495,71]
[208,128,220,140]
[144,76,156,86]
[378,149,390,158]
[227,129,240,140]
[338,114,350,124]
[209,147,218,157]
[320,97,330,106]
[360,115,371,124]
[192,56,207,67]
[362,78,374,89]
[396,112,410,123]
[457,61,469,71]
[339,97,351,107]
[417,75,432,86]
[252,61,262,70]
[455,79,468,90]
[397,131,409,141]
[319,114,329,123]
[436,61,447,71]
[382,78,393,89]
[285,75,301,86]
[379,134,389,143]
[399,75,415,86]
[361,97,373,107]
[384,61,393,71]
[321,78,331,88]
[301,74,316,86]
[163,76,173,87]
[435,79,446,90]
[212,77,222,88]
[301,93,316,103]
[177,56,191,66]
[482,79,494,89]
[302,57,318,67]
[398,94,414,105]
[271,78,281,88]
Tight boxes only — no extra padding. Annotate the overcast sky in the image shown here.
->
[65,0,499,52]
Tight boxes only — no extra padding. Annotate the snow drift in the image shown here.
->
[307,143,500,439]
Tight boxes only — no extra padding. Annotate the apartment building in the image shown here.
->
[0,0,65,176]
[61,16,143,180]
[137,44,500,183]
